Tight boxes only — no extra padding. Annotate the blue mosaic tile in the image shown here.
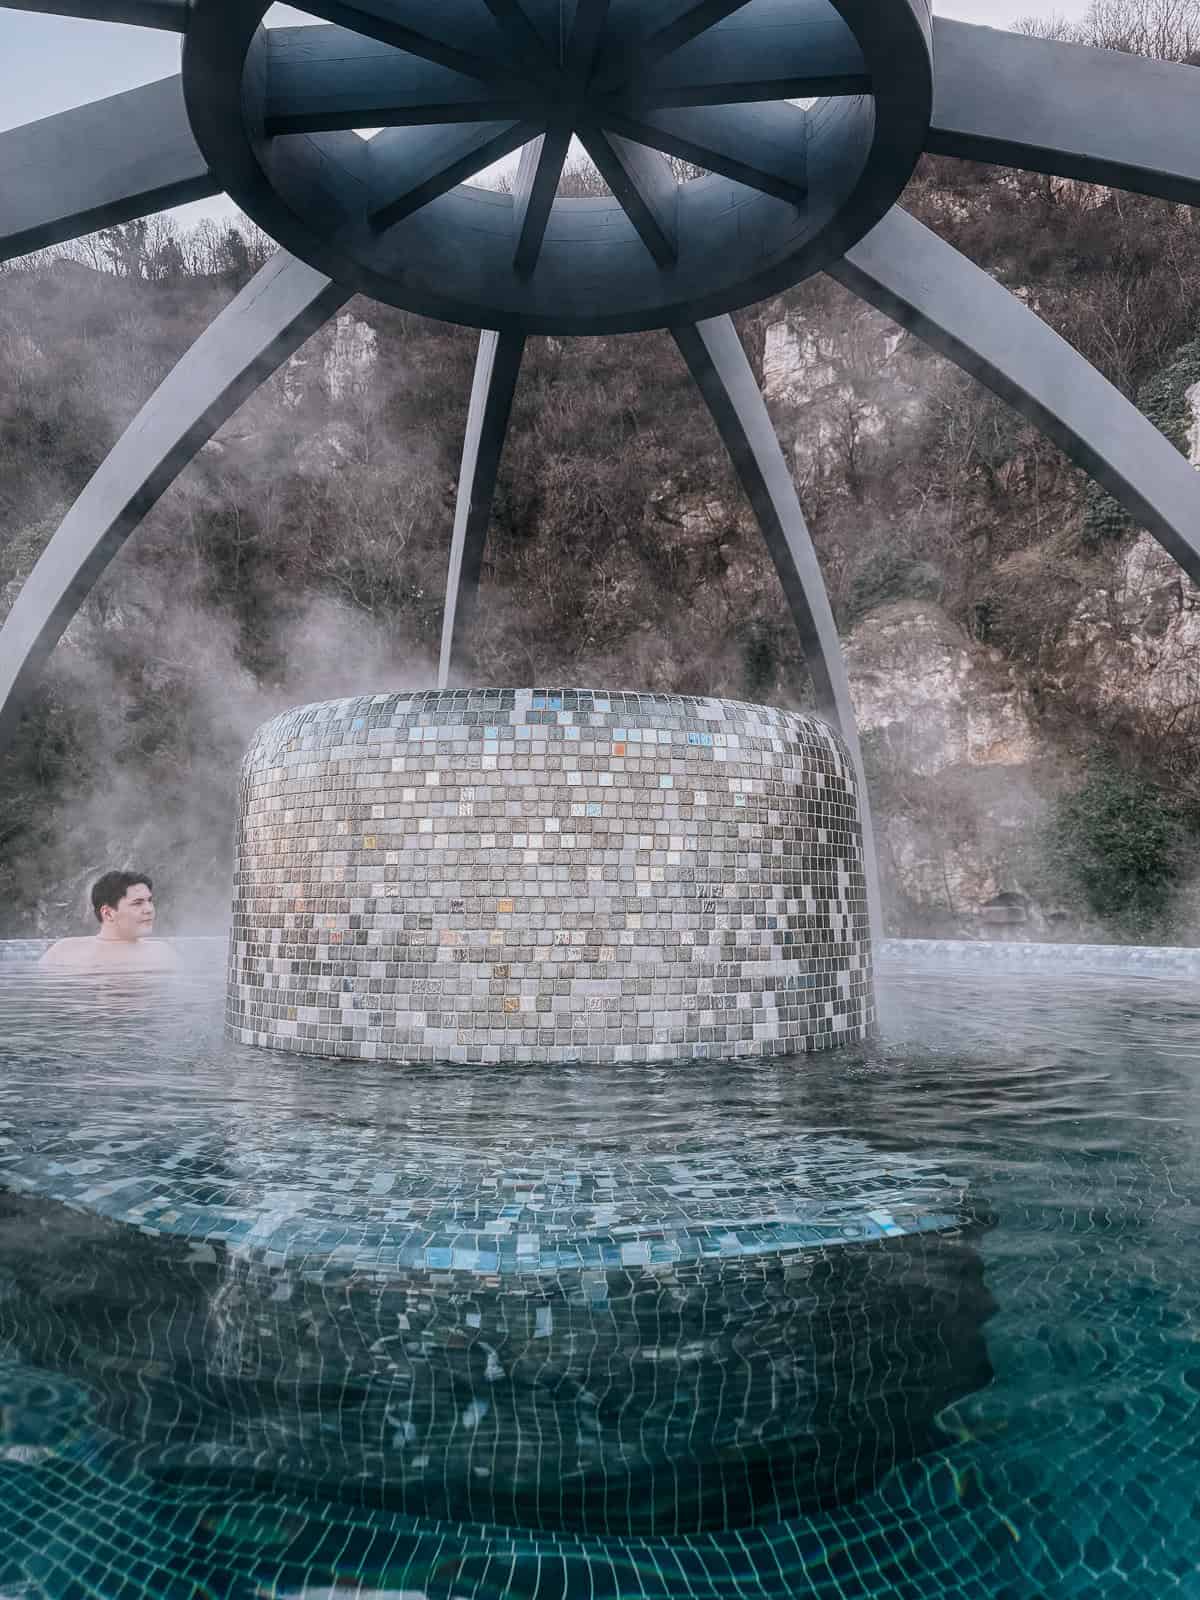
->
[5,961,1199,1596]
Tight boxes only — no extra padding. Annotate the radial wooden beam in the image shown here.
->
[489,0,613,81]
[672,314,882,942]
[481,0,561,82]
[596,0,755,88]
[438,331,527,686]
[1,0,187,26]
[616,2,868,108]
[0,255,350,751]
[564,0,613,77]
[295,0,523,84]
[579,126,678,265]
[512,127,573,276]
[834,205,1200,587]
[927,17,1200,206]
[606,102,808,207]
[0,77,218,264]
[368,120,541,230]
[264,27,542,133]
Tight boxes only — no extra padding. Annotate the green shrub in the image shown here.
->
[1082,336,1200,546]
[737,619,778,697]
[1048,760,1186,938]
[843,552,943,625]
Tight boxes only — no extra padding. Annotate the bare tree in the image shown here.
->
[484,146,708,197]
[1016,0,1200,57]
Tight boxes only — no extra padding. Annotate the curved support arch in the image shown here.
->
[437,330,527,686]
[0,77,217,263]
[832,206,1200,588]
[0,253,350,748]
[1,0,188,27]
[671,316,883,945]
[928,18,1200,205]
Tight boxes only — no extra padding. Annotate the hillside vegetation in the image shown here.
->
[4,5,1200,940]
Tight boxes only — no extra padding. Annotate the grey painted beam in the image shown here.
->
[368,120,540,230]
[672,315,882,943]
[295,0,522,85]
[1,0,186,27]
[928,18,1200,205]
[264,27,542,133]
[512,127,572,276]
[0,77,218,263]
[605,102,808,208]
[508,0,611,70]
[0,254,349,751]
[481,0,560,82]
[510,0,610,72]
[618,1,868,109]
[639,0,755,57]
[564,0,613,78]
[580,127,678,265]
[438,331,527,687]
[595,0,754,89]
[833,205,1200,589]
[184,0,916,332]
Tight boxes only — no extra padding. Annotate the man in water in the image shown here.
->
[38,870,178,971]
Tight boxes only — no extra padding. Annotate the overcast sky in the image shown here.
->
[0,0,1091,230]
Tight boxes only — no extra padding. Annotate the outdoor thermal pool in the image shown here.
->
[0,940,1197,1597]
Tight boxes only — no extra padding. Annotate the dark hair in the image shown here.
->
[91,870,154,923]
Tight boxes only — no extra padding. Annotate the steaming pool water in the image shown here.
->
[1,941,1199,1598]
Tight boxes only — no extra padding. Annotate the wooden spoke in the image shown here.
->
[604,101,807,206]
[618,1,867,109]
[593,0,753,92]
[368,120,541,231]
[295,0,525,85]
[512,127,572,275]
[0,0,186,27]
[264,26,541,133]
[579,126,678,264]
[0,76,216,263]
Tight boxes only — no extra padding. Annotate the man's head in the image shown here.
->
[91,871,155,941]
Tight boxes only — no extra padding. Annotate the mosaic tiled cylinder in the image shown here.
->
[227,689,874,1062]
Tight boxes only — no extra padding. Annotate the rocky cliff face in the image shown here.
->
[5,176,1200,943]
[758,296,1200,942]
[757,313,1051,936]
[1066,532,1200,734]
[761,309,918,489]
[843,603,1053,937]
[1059,372,1200,742]
[282,310,377,408]
[837,545,1200,940]
[846,602,1039,777]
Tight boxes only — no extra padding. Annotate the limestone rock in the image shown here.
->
[845,601,1039,777]
[762,322,838,403]
[1066,532,1200,728]
[281,311,377,407]
[761,310,921,484]
[844,602,1048,934]
[323,313,377,402]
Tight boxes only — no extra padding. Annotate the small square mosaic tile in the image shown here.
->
[227,690,873,1064]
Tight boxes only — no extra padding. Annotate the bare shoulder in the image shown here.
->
[141,939,181,969]
[38,937,96,968]
[37,937,180,971]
